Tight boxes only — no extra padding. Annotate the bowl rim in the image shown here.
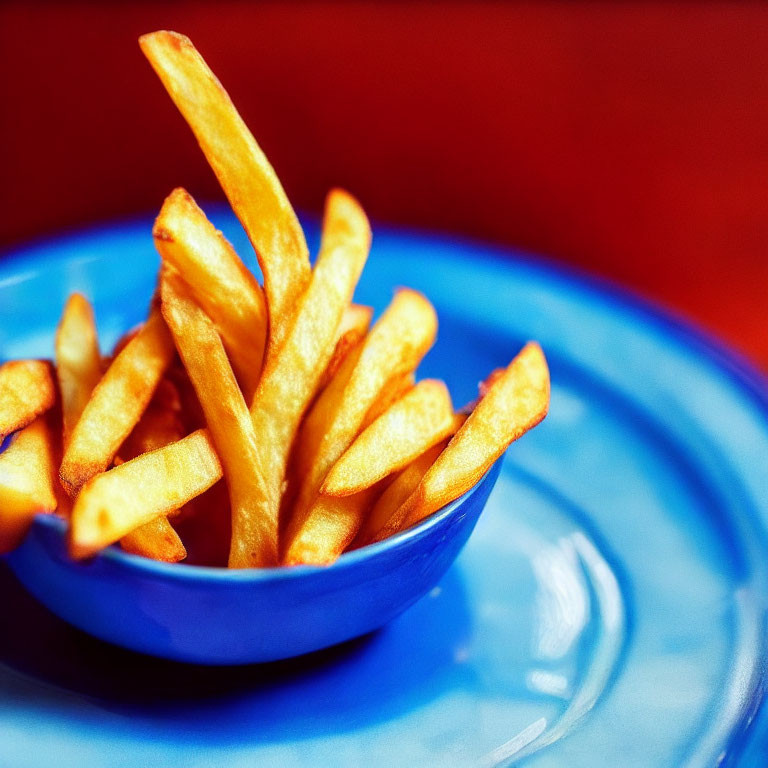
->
[30,457,502,583]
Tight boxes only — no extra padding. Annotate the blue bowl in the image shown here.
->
[6,460,501,665]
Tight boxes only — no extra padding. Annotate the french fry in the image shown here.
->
[0,416,59,553]
[160,265,273,565]
[321,379,455,496]
[112,325,142,357]
[318,304,373,392]
[376,343,550,539]
[69,429,222,559]
[154,188,268,399]
[352,440,449,548]
[479,367,506,399]
[285,289,438,555]
[361,370,415,430]
[234,189,370,567]
[55,294,102,444]
[283,484,383,566]
[59,308,175,496]
[139,30,311,356]
[90,190,369,566]
[117,401,187,562]
[120,515,186,562]
[0,360,55,440]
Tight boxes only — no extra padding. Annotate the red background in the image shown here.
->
[2,3,767,367]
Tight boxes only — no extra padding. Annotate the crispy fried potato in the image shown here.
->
[322,379,455,496]
[154,188,268,399]
[0,416,59,553]
[352,440,449,548]
[232,189,370,567]
[59,308,175,496]
[112,325,142,357]
[0,360,55,440]
[479,367,506,399]
[377,343,550,539]
[139,30,310,356]
[55,294,102,444]
[318,304,373,392]
[361,370,415,430]
[100,190,368,567]
[117,400,187,562]
[119,515,186,562]
[283,484,384,566]
[160,266,274,566]
[69,429,222,559]
[285,289,438,555]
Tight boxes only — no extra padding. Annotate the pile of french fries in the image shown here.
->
[0,31,550,568]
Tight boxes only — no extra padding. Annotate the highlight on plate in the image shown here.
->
[0,30,550,569]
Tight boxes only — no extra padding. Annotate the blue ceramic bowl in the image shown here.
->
[6,459,501,665]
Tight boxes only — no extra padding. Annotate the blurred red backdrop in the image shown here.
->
[1,2,767,366]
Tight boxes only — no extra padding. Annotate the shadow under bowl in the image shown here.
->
[6,459,502,665]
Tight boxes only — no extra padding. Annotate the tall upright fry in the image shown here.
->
[377,343,550,539]
[0,416,59,553]
[55,294,102,444]
[139,30,310,355]
[154,188,268,399]
[161,266,275,566]
[285,289,438,551]
[59,309,175,496]
[235,190,370,567]
[0,360,55,440]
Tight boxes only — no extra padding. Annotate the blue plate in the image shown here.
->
[1,213,767,766]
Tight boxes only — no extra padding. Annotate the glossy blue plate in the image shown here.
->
[1,213,767,766]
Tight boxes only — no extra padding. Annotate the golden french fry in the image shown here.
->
[112,325,142,357]
[283,484,383,566]
[285,289,438,554]
[154,188,268,399]
[139,30,310,356]
[69,429,222,559]
[353,440,449,548]
[234,189,370,567]
[119,515,187,562]
[117,401,187,562]
[321,379,455,497]
[160,266,274,566]
[318,304,373,392]
[104,190,369,567]
[377,343,550,539]
[59,308,175,496]
[0,360,56,440]
[479,367,506,399]
[361,370,415,430]
[55,294,102,444]
[0,416,58,553]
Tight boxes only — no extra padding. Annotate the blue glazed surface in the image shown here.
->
[7,459,500,664]
[1,212,767,765]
